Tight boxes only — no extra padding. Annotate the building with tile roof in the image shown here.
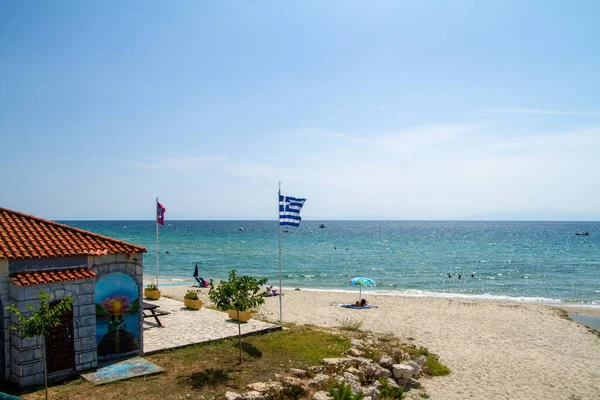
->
[0,207,147,387]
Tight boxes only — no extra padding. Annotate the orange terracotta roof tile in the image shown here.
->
[0,206,146,260]
[10,267,97,287]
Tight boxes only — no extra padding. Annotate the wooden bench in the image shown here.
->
[142,301,170,327]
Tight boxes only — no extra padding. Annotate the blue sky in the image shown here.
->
[1,1,599,220]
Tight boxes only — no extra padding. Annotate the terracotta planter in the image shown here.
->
[228,309,251,322]
[184,298,203,309]
[144,288,161,300]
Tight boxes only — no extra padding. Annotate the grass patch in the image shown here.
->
[6,325,351,400]
[329,380,363,400]
[377,377,405,399]
[424,354,450,376]
[4,325,451,399]
[340,318,364,332]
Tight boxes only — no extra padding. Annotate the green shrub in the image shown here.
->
[340,318,363,332]
[184,289,200,300]
[330,380,363,400]
[146,283,158,290]
[377,377,405,399]
[424,354,451,376]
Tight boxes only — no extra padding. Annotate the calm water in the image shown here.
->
[64,220,600,307]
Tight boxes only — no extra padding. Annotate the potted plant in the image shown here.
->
[144,283,161,300]
[227,309,251,322]
[184,289,203,309]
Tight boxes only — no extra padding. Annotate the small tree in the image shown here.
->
[6,291,73,400]
[208,270,267,364]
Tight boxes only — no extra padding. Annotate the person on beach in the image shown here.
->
[266,285,278,296]
[360,298,368,307]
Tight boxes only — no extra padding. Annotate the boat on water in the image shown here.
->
[575,232,589,236]
[319,223,325,228]
[282,228,289,233]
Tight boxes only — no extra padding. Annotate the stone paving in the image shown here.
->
[142,297,280,354]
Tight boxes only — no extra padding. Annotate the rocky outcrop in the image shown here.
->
[225,392,241,400]
[234,332,434,400]
[313,391,332,400]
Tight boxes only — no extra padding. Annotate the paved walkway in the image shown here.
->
[142,297,280,354]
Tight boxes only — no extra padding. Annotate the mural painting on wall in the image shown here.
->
[95,273,139,357]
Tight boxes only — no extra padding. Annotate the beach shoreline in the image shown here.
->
[149,282,600,399]
[146,278,600,317]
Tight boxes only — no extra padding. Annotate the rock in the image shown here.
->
[309,373,330,386]
[323,358,354,370]
[371,364,392,378]
[334,376,362,394]
[347,348,364,357]
[378,355,395,370]
[396,378,408,386]
[422,366,430,375]
[363,387,380,400]
[360,361,389,378]
[360,361,375,376]
[416,355,427,366]
[343,371,361,384]
[242,391,264,400]
[402,353,411,361]
[282,376,308,389]
[348,379,362,394]
[313,391,332,400]
[246,382,269,392]
[225,392,241,400]
[308,365,325,374]
[408,378,421,388]
[405,361,421,377]
[289,368,306,377]
[392,364,413,380]
[350,338,365,348]
[349,356,372,367]
[267,382,283,393]
[345,367,364,382]
[385,378,400,389]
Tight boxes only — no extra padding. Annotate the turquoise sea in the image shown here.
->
[65,220,600,307]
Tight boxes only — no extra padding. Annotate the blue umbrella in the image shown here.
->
[348,277,375,301]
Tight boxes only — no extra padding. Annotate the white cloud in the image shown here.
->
[130,124,600,219]
[484,108,600,116]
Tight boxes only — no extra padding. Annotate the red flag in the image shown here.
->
[157,202,166,225]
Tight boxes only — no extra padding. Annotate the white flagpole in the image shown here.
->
[278,181,283,326]
[156,197,159,287]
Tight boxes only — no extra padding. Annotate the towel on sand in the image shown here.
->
[336,303,378,309]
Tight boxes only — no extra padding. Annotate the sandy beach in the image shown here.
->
[156,284,600,400]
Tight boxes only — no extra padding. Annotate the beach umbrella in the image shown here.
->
[348,277,375,301]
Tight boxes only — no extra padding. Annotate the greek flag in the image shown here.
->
[279,194,306,227]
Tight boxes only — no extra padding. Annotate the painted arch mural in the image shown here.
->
[95,273,139,358]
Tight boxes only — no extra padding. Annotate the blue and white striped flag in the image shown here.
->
[279,194,306,227]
